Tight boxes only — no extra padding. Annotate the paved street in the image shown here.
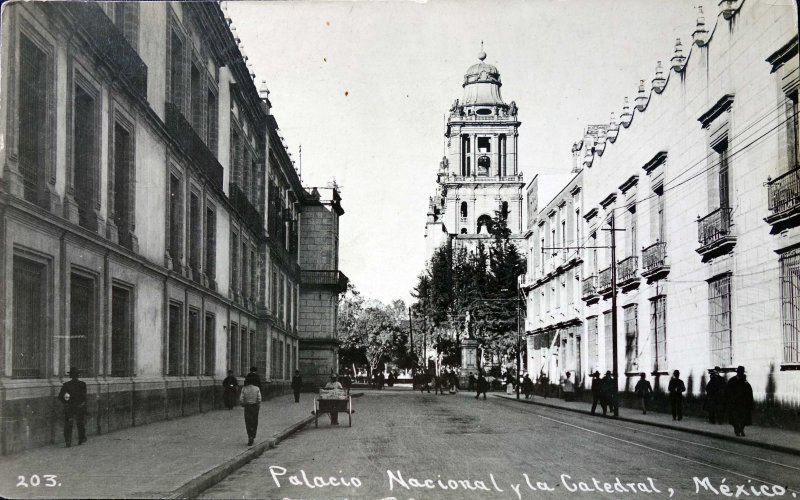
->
[202,389,800,500]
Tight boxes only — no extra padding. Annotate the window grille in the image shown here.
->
[709,275,733,367]
[781,250,800,363]
[18,34,48,204]
[187,310,200,376]
[205,206,216,282]
[168,303,183,375]
[249,329,256,374]
[651,296,667,371]
[603,311,613,372]
[12,257,46,378]
[587,316,598,373]
[70,274,95,377]
[204,314,215,376]
[240,325,248,373]
[111,286,131,377]
[624,304,638,372]
[230,321,239,375]
[74,85,98,231]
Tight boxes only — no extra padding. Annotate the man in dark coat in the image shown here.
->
[475,372,489,400]
[291,370,303,403]
[58,367,87,447]
[668,369,686,421]
[248,366,262,389]
[468,372,476,391]
[590,371,605,415]
[602,371,616,415]
[522,374,534,399]
[634,373,653,414]
[704,367,726,424]
[726,366,754,437]
[540,371,550,398]
[222,370,239,410]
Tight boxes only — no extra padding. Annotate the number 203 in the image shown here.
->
[16,475,59,487]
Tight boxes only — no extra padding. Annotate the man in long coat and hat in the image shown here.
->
[726,366,754,437]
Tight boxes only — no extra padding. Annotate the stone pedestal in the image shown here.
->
[459,338,479,386]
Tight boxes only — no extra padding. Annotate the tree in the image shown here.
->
[337,283,367,368]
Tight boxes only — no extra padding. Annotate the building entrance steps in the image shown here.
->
[495,393,800,457]
[0,393,314,499]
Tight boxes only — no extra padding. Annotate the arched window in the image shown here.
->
[460,228,468,234]
[501,201,509,220]
[477,156,490,176]
[477,214,494,235]
[460,202,468,220]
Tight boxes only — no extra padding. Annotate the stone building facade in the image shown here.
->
[523,0,799,421]
[0,1,344,454]
[425,50,525,259]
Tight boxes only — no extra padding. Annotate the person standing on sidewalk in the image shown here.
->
[58,367,87,447]
[248,366,262,389]
[634,373,653,414]
[704,367,726,424]
[539,371,550,398]
[240,374,262,446]
[562,372,576,402]
[468,372,476,391]
[475,372,488,400]
[291,370,303,403]
[522,373,534,399]
[726,366,753,437]
[668,369,686,421]
[590,371,604,415]
[222,370,239,410]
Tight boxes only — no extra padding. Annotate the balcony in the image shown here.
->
[617,255,640,290]
[598,266,613,295]
[581,276,598,302]
[641,241,670,281]
[765,165,800,232]
[696,207,736,260]
[447,174,524,183]
[229,183,265,239]
[58,3,148,100]
[301,270,349,293]
[165,102,224,191]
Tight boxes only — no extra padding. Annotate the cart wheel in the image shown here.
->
[348,411,352,427]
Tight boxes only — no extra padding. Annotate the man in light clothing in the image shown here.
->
[239,374,262,446]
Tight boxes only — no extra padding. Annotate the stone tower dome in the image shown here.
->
[462,50,506,107]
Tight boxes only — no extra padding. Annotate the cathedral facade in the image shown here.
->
[425,50,525,260]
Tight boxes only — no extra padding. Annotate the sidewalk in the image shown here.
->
[495,393,800,456]
[0,393,315,499]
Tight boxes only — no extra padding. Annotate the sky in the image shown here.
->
[226,0,713,304]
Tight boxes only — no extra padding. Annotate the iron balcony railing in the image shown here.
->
[599,266,612,291]
[301,270,349,292]
[642,241,667,272]
[165,102,224,191]
[767,165,800,215]
[617,255,638,283]
[697,207,733,247]
[582,276,597,296]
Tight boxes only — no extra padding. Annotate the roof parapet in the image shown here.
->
[671,38,687,72]
[692,7,709,47]
[620,97,633,128]
[635,80,648,111]
[652,61,666,93]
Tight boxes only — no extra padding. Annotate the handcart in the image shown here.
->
[313,390,352,427]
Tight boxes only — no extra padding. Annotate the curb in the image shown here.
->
[166,414,315,499]
[495,394,800,458]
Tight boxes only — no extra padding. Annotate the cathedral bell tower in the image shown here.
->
[425,48,525,259]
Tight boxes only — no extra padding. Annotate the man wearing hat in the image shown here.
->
[668,369,686,421]
[725,366,753,437]
[590,371,605,416]
[324,374,343,425]
[58,367,87,447]
[704,367,726,424]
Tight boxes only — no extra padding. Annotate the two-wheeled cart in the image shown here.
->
[313,395,352,427]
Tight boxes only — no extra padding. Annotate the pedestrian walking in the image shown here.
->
[704,367,726,424]
[562,371,576,402]
[539,371,550,398]
[600,371,616,415]
[387,372,396,387]
[341,371,352,396]
[468,372,476,391]
[725,366,754,437]
[239,374,261,446]
[58,367,87,447]
[522,373,534,399]
[378,371,385,390]
[291,370,303,403]
[248,366,262,389]
[668,369,686,421]
[436,372,447,395]
[590,371,604,415]
[505,371,515,395]
[475,372,489,400]
[634,373,653,414]
[324,375,344,425]
[448,370,458,394]
[222,370,239,410]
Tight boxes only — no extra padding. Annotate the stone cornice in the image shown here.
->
[767,36,799,73]
[642,151,668,174]
[619,175,639,194]
[698,94,734,128]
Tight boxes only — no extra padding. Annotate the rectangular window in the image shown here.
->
[788,91,799,168]
[624,304,638,373]
[278,339,284,380]
[651,296,667,371]
[240,325,248,373]
[709,275,733,367]
[18,34,48,204]
[271,338,278,379]
[204,313,215,376]
[627,206,637,257]
[113,123,133,248]
[168,303,183,376]
[111,286,131,377]
[717,140,730,209]
[189,192,201,277]
[477,137,491,153]
[205,206,216,282]
[190,64,203,134]
[587,316,598,373]
[781,250,800,363]
[231,232,239,293]
[112,2,139,50]
[12,256,46,378]
[169,29,184,109]
[207,89,218,156]
[70,274,95,377]
[250,248,257,301]
[241,241,249,300]
[168,174,182,262]
[74,84,98,231]
[249,329,256,374]
[230,321,239,375]
[603,310,613,371]
[187,309,200,375]
[279,274,285,324]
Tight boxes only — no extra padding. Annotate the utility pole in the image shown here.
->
[408,307,414,376]
[516,277,521,400]
[609,214,620,417]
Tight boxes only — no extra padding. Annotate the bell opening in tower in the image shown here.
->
[477,156,490,176]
